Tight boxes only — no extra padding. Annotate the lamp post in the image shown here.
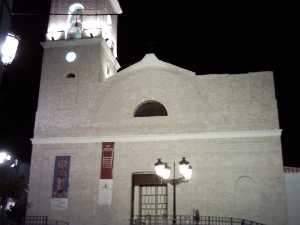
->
[154,157,192,225]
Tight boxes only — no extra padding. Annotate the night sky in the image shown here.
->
[0,1,297,165]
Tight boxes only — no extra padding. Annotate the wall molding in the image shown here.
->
[31,129,282,145]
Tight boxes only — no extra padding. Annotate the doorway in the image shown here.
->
[131,173,168,224]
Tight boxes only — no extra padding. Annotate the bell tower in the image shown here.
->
[43,0,122,94]
[28,2,123,223]
[46,0,122,58]
[33,0,122,134]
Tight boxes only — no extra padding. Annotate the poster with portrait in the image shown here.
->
[51,155,71,210]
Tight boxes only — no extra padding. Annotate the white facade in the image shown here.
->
[27,1,288,225]
[284,167,300,225]
[27,53,288,225]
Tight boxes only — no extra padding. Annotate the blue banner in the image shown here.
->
[52,156,71,198]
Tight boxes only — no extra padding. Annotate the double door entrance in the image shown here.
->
[139,185,168,216]
[131,173,168,224]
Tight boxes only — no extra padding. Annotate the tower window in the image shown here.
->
[65,52,77,62]
[67,3,85,39]
[134,101,168,117]
[106,64,112,79]
[66,73,76,79]
[107,15,112,25]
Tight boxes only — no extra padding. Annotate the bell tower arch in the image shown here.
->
[46,0,122,58]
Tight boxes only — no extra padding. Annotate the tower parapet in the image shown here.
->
[46,0,122,57]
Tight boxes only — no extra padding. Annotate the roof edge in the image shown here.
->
[118,53,196,76]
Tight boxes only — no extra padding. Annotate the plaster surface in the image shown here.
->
[27,53,287,225]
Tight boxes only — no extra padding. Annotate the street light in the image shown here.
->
[154,157,192,225]
[0,152,12,164]
[1,33,20,65]
[0,151,19,225]
[0,151,18,167]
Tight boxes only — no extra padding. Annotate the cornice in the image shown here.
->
[31,129,282,145]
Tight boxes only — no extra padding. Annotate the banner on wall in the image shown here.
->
[51,155,71,210]
[98,142,114,206]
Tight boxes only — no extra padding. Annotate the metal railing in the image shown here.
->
[131,215,266,225]
[25,216,69,225]
[24,215,265,225]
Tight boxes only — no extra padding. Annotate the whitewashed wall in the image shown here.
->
[27,54,287,225]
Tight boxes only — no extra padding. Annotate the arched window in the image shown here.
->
[68,3,84,14]
[66,3,85,39]
[107,15,112,25]
[134,101,168,117]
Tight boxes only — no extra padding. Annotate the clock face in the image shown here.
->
[65,52,77,62]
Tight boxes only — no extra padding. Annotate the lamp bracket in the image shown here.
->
[168,177,188,186]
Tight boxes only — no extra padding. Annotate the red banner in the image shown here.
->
[100,142,114,179]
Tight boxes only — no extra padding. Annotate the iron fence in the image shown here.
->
[131,215,266,225]
[24,216,69,225]
[24,215,265,225]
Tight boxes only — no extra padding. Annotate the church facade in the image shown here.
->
[27,1,287,225]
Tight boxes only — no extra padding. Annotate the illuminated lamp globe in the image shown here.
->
[1,33,19,64]
[179,157,189,176]
[154,158,165,177]
[182,165,192,180]
[0,151,12,164]
[161,163,171,179]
